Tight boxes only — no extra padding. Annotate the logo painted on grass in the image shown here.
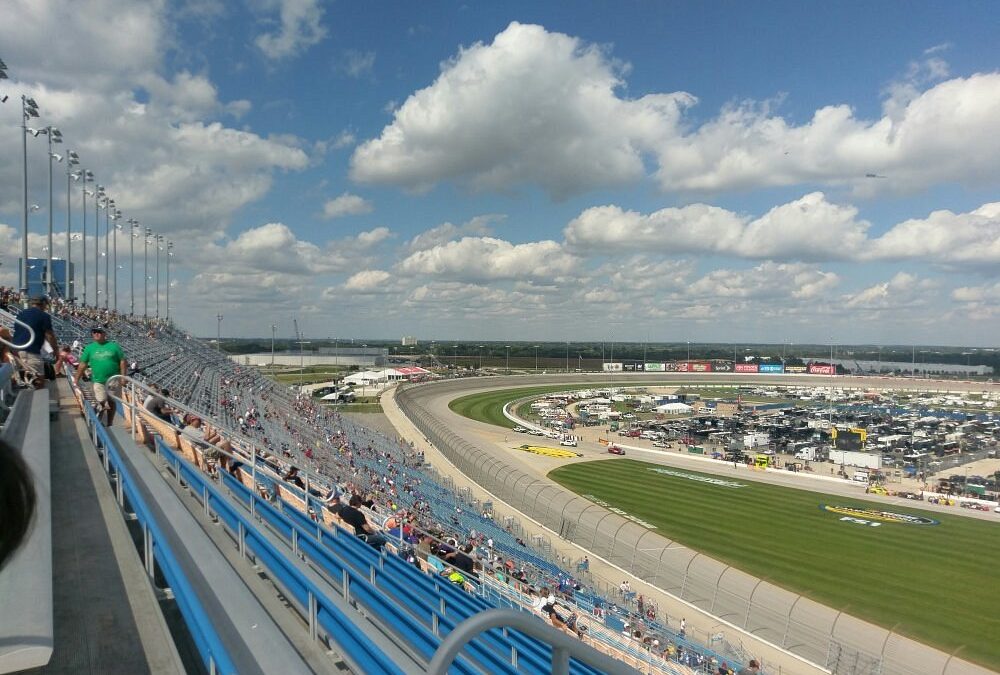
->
[583,494,657,529]
[515,445,581,459]
[820,504,939,526]
[647,467,746,488]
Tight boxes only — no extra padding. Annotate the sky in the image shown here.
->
[1,0,1000,346]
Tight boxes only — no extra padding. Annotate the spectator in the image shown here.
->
[55,345,78,376]
[12,296,58,389]
[338,494,386,549]
[680,617,686,638]
[74,326,126,426]
[283,466,305,489]
[718,662,734,675]
[143,385,173,421]
[444,543,476,576]
[181,415,233,456]
[0,438,36,571]
[737,660,760,675]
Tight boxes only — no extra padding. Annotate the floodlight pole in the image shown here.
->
[20,95,34,297]
[46,126,61,296]
[94,188,101,304]
[143,227,150,317]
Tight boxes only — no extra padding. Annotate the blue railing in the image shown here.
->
[82,400,239,674]
[154,437,413,675]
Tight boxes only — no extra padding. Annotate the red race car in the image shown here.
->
[607,445,626,455]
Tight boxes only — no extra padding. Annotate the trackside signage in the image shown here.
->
[647,467,746,488]
[583,494,657,529]
[819,504,939,526]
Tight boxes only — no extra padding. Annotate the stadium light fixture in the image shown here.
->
[79,170,94,304]
[143,227,152,317]
[20,95,41,295]
[165,241,173,320]
[65,151,79,301]
[127,218,138,315]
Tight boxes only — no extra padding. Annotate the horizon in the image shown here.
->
[2,2,1000,344]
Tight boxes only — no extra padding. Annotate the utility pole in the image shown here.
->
[216,313,223,351]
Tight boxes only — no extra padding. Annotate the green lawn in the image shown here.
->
[549,459,1000,667]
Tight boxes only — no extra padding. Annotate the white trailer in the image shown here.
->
[829,450,881,470]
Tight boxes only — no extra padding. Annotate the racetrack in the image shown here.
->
[391,373,1000,675]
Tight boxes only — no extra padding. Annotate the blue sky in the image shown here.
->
[2,1,1000,345]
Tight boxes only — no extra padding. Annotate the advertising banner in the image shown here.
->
[759,363,785,373]
[644,362,665,372]
[664,362,680,372]
[674,362,691,372]
[785,365,807,373]
[713,361,733,372]
[735,363,759,373]
[624,363,636,371]
[602,362,624,372]
[808,364,836,375]
[689,361,713,372]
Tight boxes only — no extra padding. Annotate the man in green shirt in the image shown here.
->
[74,327,127,427]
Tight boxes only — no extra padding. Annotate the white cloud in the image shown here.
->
[654,71,1000,194]
[351,21,1000,198]
[340,50,376,78]
[322,192,374,219]
[843,272,936,310]
[397,236,578,281]
[351,21,690,198]
[407,215,503,252]
[254,0,327,60]
[353,227,392,248]
[0,3,310,234]
[343,269,390,292]
[687,262,840,301]
[565,192,869,261]
[0,0,166,90]
[866,203,1000,264]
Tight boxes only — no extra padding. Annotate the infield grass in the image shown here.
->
[448,382,668,428]
[549,458,1000,667]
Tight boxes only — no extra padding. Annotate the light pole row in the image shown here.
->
[4,57,173,318]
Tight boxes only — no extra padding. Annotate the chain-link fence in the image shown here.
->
[396,378,996,675]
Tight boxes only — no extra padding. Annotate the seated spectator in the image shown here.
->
[143,385,173,421]
[283,466,305,489]
[736,660,760,675]
[181,415,232,457]
[443,543,477,576]
[338,494,386,549]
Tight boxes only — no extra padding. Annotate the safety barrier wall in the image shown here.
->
[0,377,53,674]
[396,376,998,675]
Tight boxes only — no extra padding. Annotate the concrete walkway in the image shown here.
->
[25,384,186,675]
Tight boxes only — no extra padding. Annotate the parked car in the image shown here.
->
[560,438,578,447]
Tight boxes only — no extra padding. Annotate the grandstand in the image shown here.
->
[0,294,754,674]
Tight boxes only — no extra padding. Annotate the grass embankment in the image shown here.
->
[549,458,1000,667]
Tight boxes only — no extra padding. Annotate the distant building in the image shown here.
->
[18,258,75,299]
[401,336,418,346]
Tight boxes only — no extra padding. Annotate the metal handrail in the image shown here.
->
[427,608,636,675]
[105,374,334,493]
[0,307,39,351]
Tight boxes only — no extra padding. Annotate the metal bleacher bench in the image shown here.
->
[94,409,313,675]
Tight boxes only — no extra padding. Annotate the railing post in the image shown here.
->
[250,445,257,519]
[342,569,351,603]
[308,591,318,641]
[238,521,246,559]
[143,524,155,579]
[551,646,570,675]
